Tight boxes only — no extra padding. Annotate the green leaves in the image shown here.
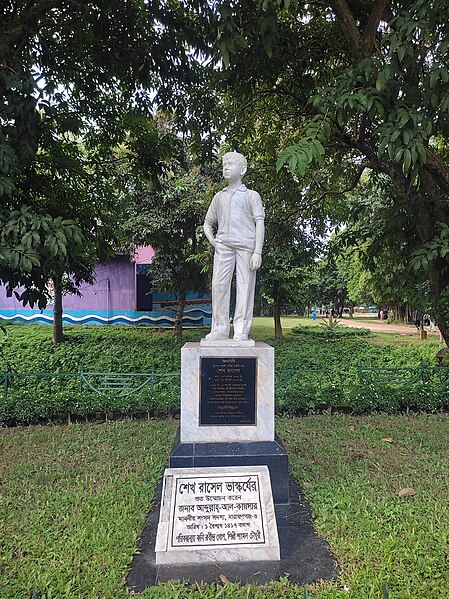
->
[411,223,449,271]
[376,107,429,180]
[1,0,213,308]
[0,206,89,308]
[276,116,331,176]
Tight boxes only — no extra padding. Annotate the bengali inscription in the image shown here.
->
[171,474,265,548]
[200,357,256,425]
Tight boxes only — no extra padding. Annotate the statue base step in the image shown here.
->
[169,430,289,504]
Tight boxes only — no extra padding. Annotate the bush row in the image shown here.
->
[290,325,372,338]
[0,388,180,426]
[1,381,449,426]
[276,381,449,415]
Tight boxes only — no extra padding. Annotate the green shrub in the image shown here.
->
[345,383,449,415]
[1,377,448,425]
[0,324,447,425]
[291,324,372,338]
[276,382,346,414]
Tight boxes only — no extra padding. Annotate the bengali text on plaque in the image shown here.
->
[171,474,265,548]
[200,357,256,425]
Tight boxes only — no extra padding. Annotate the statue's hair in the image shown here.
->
[222,151,247,170]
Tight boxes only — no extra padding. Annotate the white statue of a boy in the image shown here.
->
[204,151,265,341]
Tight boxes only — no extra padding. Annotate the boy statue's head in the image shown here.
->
[222,151,247,183]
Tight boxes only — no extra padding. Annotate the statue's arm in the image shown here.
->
[250,218,264,270]
[254,218,264,255]
[250,192,265,270]
[204,220,216,247]
[204,195,218,247]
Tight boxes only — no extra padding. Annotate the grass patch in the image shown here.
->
[0,419,177,598]
[278,414,449,598]
[1,416,449,597]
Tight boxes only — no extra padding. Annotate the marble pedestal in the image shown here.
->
[169,341,289,504]
[180,342,275,443]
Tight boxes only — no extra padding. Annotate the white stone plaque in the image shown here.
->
[155,466,280,565]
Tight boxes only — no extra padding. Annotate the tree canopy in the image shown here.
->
[210,0,449,341]
[0,0,213,308]
[123,153,216,339]
[5,0,449,343]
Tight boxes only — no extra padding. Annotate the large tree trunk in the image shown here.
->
[174,288,187,341]
[393,304,407,323]
[52,273,64,344]
[428,259,449,345]
[274,300,283,340]
[375,154,449,345]
[411,170,449,345]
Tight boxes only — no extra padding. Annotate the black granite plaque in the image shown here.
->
[200,357,257,426]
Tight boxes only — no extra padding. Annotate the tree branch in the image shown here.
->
[5,0,63,48]
[360,0,390,56]
[424,148,449,196]
[330,0,390,59]
[313,164,365,196]
[330,0,361,52]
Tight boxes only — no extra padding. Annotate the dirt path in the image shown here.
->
[338,316,442,338]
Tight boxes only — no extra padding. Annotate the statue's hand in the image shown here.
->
[250,253,262,271]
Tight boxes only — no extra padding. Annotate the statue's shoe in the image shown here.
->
[205,331,228,340]
[233,334,248,341]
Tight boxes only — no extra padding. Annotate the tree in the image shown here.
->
[1,0,213,308]
[258,186,322,340]
[213,0,449,344]
[311,254,350,317]
[334,174,431,321]
[259,228,317,339]
[1,132,131,343]
[124,159,214,340]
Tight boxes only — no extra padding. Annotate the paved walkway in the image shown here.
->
[338,316,442,338]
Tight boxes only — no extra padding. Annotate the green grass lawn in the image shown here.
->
[1,415,449,598]
[253,315,320,329]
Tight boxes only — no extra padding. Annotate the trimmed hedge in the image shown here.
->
[0,324,447,426]
[0,387,181,426]
[2,380,449,426]
[276,381,449,416]
[291,324,372,339]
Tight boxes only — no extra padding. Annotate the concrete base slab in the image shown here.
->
[126,477,339,592]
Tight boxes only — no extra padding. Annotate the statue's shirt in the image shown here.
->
[204,184,265,252]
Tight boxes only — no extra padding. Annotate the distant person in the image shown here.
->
[203,151,265,341]
[415,310,422,330]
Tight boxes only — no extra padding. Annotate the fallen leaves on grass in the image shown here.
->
[381,437,394,443]
[398,487,416,498]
